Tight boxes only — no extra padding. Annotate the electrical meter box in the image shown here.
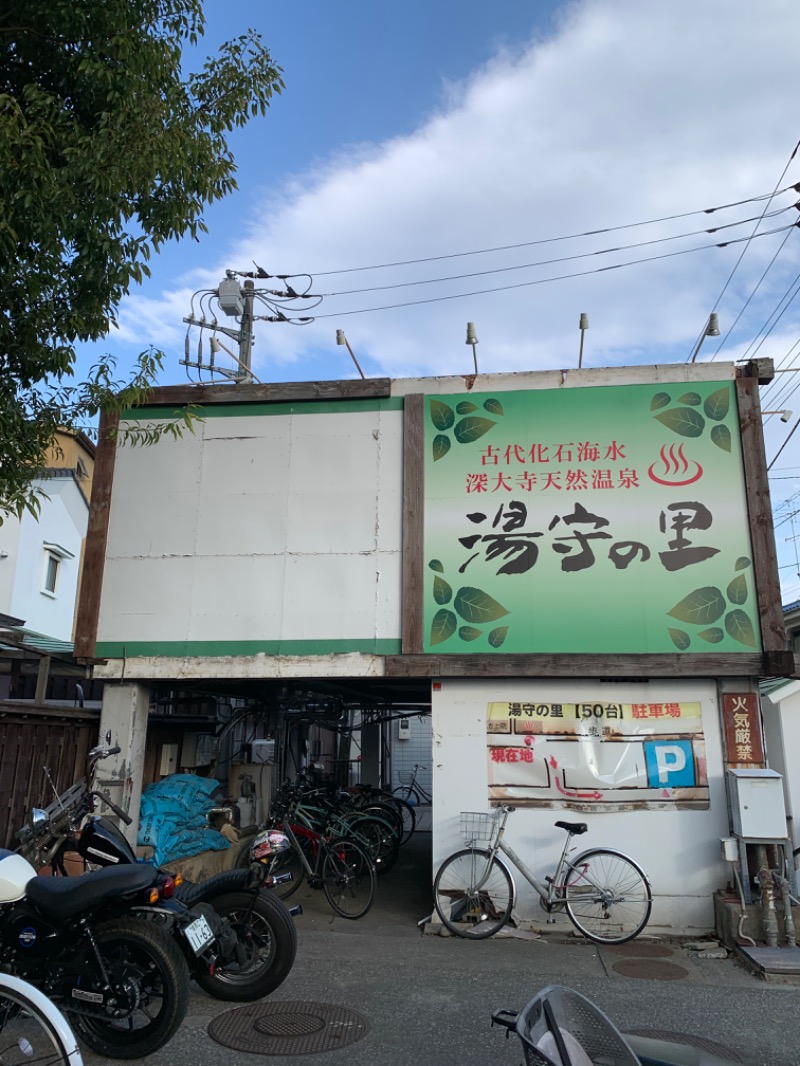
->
[727,768,787,839]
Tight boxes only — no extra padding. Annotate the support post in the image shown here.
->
[97,682,151,846]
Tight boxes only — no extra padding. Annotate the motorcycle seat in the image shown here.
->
[25,864,156,920]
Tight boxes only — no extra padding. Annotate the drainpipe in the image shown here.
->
[778,873,797,947]
[756,846,779,947]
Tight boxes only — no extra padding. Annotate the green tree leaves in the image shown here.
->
[0,2,284,516]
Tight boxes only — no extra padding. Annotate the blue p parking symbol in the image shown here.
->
[644,739,695,788]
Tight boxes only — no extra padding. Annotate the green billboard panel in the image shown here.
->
[422,381,760,655]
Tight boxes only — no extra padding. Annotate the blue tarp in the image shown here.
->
[138,774,230,866]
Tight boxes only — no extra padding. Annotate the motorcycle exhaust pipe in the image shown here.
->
[288,905,303,917]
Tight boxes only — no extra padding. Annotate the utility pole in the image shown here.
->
[237,280,255,383]
[181,274,256,384]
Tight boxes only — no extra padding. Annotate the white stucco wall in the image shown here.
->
[761,682,800,851]
[1,478,86,640]
[431,678,730,934]
[0,512,23,618]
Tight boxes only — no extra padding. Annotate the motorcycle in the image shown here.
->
[0,846,189,1060]
[492,984,739,1066]
[17,743,300,1003]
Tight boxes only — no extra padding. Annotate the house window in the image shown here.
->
[43,552,60,594]
[41,542,74,597]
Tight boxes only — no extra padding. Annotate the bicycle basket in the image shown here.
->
[460,811,498,846]
[514,986,640,1066]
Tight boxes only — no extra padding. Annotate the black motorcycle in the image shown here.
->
[0,846,189,1060]
[17,744,299,1002]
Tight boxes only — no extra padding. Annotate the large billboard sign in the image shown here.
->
[422,380,760,655]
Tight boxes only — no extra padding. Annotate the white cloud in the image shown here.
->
[116,0,800,387]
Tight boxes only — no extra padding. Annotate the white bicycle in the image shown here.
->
[0,973,83,1065]
[433,805,652,943]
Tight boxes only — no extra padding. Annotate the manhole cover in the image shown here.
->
[208,1001,369,1056]
[607,942,674,958]
[626,1029,744,1062]
[612,958,688,980]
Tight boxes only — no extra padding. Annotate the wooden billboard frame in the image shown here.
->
[74,363,793,679]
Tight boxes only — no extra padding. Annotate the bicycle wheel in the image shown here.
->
[266,838,312,900]
[0,974,83,1065]
[433,848,513,939]
[563,848,652,945]
[387,796,417,844]
[321,840,376,919]
[337,814,399,876]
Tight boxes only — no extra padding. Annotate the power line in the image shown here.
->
[311,222,799,320]
[319,206,799,298]
[308,183,800,278]
[699,139,800,361]
[712,226,798,358]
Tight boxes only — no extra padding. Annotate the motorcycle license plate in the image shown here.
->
[184,914,214,955]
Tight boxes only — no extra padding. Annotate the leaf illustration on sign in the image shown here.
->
[454,586,509,623]
[454,416,497,443]
[459,626,482,642]
[653,407,705,437]
[710,424,731,452]
[488,626,508,647]
[698,627,724,643]
[726,574,748,605]
[725,609,756,647]
[668,586,725,625]
[429,398,454,430]
[432,434,451,461]
[651,392,671,410]
[668,628,691,650]
[678,392,702,406]
[430,609,457,645]
[704,387,730,421]
[734,557,751,571]
[456,401,478,414]
[433,575,452,605]
[429,559,444,573]
[484,398,504,415]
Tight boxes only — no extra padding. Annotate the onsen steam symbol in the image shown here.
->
[647,444,703,486]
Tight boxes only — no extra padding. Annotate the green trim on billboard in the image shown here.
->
[94,638,402,658]
[422,381,761,655]
[122,397,405,420]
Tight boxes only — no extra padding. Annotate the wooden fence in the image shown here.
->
[0,703,99,850]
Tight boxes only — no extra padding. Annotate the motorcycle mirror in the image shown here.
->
[30,809,50,835]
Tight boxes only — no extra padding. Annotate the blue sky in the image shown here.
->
[79,0,800,598]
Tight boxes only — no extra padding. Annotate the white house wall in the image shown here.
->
[761,683,800,851]
[431,678,729,934]
[96,403,404,657]
[5,479,86,641]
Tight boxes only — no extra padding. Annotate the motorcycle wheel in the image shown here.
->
[194,890,297,1002]
[68,918,189,1060]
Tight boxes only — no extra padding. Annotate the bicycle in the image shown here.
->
[263,819,376,920]
[0,973,83,1065]
[433,805,652,944]
[392,763,432,807]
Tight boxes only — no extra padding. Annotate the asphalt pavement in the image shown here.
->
[81,834,799,1066]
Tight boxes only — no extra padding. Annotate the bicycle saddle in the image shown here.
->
[555,820,588,835]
